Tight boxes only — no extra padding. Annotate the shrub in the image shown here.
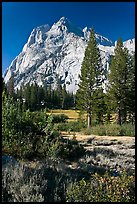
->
[2,160,71,202]
[51,114,69,123]
[33,115,85,161]
[83,123,135,136]
[27,110,48,131]
[2,164,44,202]
[57,138,85,161]
[66,171,135,202]
[84,125,106,136]
[2,94,85,161]
[57,121,86,132]
[120,123,135,136]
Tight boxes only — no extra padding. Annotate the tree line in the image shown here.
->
[3,28,135,128]
[5,78,75,111]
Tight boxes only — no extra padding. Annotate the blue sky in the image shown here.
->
[2,2,135,74]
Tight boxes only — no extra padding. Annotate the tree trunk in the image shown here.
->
[87,112,91,128]
[117,108,122,125]
[122,108,127,124]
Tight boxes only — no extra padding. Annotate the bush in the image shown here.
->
[2,165,45,202]
[83,123,135,136]
[27,115,85,161]
[2,96,44,159]
[51,114,69,123]
[2,161,69,202]
[57,121,86,132]
[26,110,48,131]
[57,138,85,161]
[120,123,135,136]
[66,171,135,202]
[2,94,85,161]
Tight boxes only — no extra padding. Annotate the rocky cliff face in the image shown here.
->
[4,17,135,93]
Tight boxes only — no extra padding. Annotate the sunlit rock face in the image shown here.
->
[4,17,135,94]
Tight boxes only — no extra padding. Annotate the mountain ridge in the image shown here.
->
[4,17,135,93]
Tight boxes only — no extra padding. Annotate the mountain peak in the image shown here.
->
[52,16,84,37]
[58,16,70,23]
[4,17,135,93]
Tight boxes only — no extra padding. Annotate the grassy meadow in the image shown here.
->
[48,109,86,122]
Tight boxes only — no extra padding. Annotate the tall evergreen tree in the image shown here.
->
[61,84,67,109]
[24,84,31,109]
[126,53,135,123]
[108,38,129,125]
[2,77,8,93]
[76,28,103,128]
[7,71,15,97]
[93,88,107,125]
[30,84,38,110]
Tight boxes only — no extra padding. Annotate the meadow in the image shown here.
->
[2,95,135,202]
[48,109,86,122]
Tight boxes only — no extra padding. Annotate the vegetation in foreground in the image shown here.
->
[83,123,135,136]
[2,89,85,161]
[2,28,135,202]
[2,161,135,202]
[66,171,135,202]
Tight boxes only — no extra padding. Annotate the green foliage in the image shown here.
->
[57,121,86,132]
[37,115,85,160]
[2,92,42,158]
[83,123,135,136]
[66,171,135,202]
[92,88,108,125]
[108,39,135,125]
[2,91,23,150]
[51,114,69,123]
[17,82,75,111]
[58,138,85,161]
[76,28,104,128]
[2,91,85,161]
[25,110,48,131]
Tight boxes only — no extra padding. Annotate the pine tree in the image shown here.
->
[2,77,8,94]
[93,88,107,125]
[61,84,67,109]
[30,83,38,111]
[7,71,15,97]
[126,53,135,123]
[57,83,63,109]
[47,83,52,108]
[108,38,129,125]
[43,81,48,107]
[37,85,44,109]
[24,83,31,109]
[76,28,103,128]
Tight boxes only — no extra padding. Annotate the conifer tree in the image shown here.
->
[93,88,107,125]
[61,84,67,109]
[7,71,15,97]
[108,38,129,125]
[126,53,135,123]
[24,84,31,109]
[30,84,37,110]
[76,28,103,128]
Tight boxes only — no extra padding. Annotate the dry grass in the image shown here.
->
[47,110,118,123]
[48,109,86,122]
[61,131,135,142]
